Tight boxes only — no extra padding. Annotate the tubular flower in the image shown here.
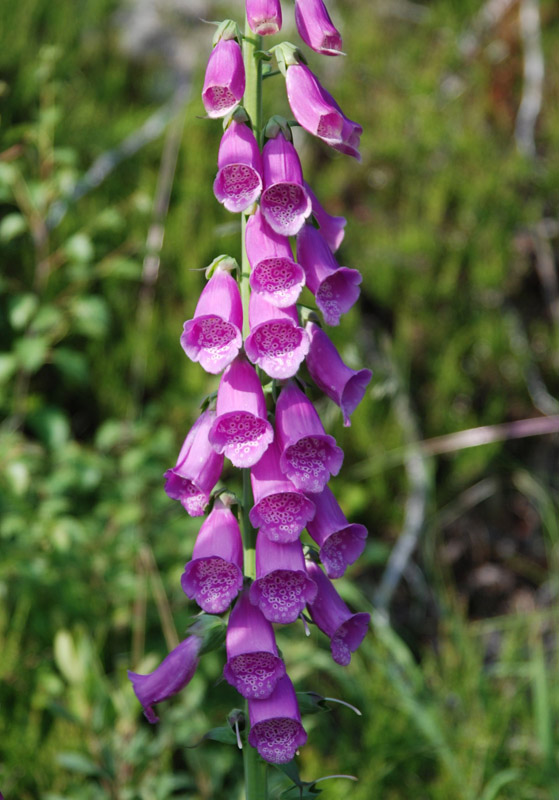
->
[275,380,343,494]
[306,560,370,666]
[306,321,372,426]
[181,499,243,613]
[306,486,367,578]
[245,209,306,307]
[209,355,274,468]
[260,133,312,236]
[249,437,316,543]
[164,409,224,517]
[250,532,317,623]
[246,0,282,35]
[224,590,286,699]
[213,120,263,213]
[248,675,308,764]
[128,637,201,723]
[245,293,309,379]
[180,266,243,374]
[297,223,361,326]
[285,63,362,160]
[304,180,346,252]
[202,38,245,119]
[294,0,343,56]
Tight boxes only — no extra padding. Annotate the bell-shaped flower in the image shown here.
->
[209,356,274,468]
[202,39,245,119]
[285,63,362,160]
[304,180,346,252]
[164,409,224,517]
[294,0,343,56]
[306,322,372,426]
[250,438,316,543]
[180,267,243,374]
[245,293,309,379]
[306,486,367,578]
[245,209,306,307]
[248,674,308,764]
[306,560,370,666]
[213,120,263,213]
[223,590,286,699]
[275,380,343,494]
[260,133,312,236]
[297,224,361,326]
[250,532,317,623]
[128,636,201,723]
[246,0,282,35]
[181,499,243,613]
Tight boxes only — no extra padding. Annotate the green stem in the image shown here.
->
[240,17,268,800]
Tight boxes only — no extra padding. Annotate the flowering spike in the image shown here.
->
[297,224,361,326]
[306,322,372,425]
[260,133,312,236]
[164,409,224,517]
[246,0,282,36]
[294,0,343,56]
[306,486,368,578]
[304,181,346,252]
[128,637,201,723]
[245,293,309,379]
[213,120,263,212]
[248,674,308,763]
[202,39,245,119]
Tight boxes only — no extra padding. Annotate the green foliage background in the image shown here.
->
[1,0,559,797]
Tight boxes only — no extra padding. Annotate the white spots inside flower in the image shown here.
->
[255,493,308,540]
[205,85,236,112]
[331,627,352,666]
[193,317,237,359]
[317,114,339,140]
[252,718,302,764]
[164,473,206,516]
[188,557,240,613]
[256,570,309,623]
[284,436,329,492]
[321,530,348,578]
[227,652,283,699]
[262,183,307,232]
[220,164,260,205]
[253,322,300,359]
[317,279,342,325]
[253,258,302,303]
[215,413,269,464]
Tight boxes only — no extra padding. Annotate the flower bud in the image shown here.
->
[246,0,282,35]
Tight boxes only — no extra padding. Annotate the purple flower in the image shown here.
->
[297,224,361,326]
[275,380,343,494]
[250,532,317,623]
[128,637,201,723]
[306,321,372,426]
[294,0,343,56]
[285,64,362,160]
[180,267,243,374]
[209,356,274,468]
[246,0,282,35]
[164,409,224,517]
[306,486,367,578]
[260,133,312,236]
[223,589,285,699]
[245,293,309,379]
[304,180,346,252]
[245,209,306,307]
[213,120,263,212]
[181,499,243,613]
[250,437,316,543]
[248,674,308,763]
[202,39,245,119]
[306,561,370,666]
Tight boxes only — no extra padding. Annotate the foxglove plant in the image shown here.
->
[130,4,372,797]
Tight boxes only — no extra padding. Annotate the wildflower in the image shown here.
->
[297,223,361,326]
[294,0,343,56]
[223,590,286,699]
[275,380,343,493]
[245,293,309,379]
[245,208,306,307]
[260,133,312,236]
[128,637,201,723]
[250,532,317,623]
[164,409,224,517]
[246,0,282,35]
[304,180,346,252]
[209,355,274,467]
[306,486,367,578]
[250,437,316,543]
[248,674,308,763]
[306,560,370,665]
[306,321,372,426]
[213,120,263,212]
[202,38,245,119]
[181,499,244,613]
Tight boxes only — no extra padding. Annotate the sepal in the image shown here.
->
[213,19,242,46]
[205,254,239,279]
[187,613,226,656]
[271,42,306,75]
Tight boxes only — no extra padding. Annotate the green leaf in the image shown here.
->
[9,293,38,329]
[0,353,16,384]
[56,752,104,776]
[54,630,85,684]
[70,295,110,338]
[0,212,27,241]
[14,336,49,371]
[27,406,70,449]
[51,347,89,384]
[186,725,237,748]
[64,232,94,263]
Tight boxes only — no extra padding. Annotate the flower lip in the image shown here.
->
[306,486,367,578]
[245,296,309,380]
[181,556,243,614]
[248,674,307,764]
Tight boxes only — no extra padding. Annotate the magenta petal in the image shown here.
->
[202,39,245,119]
[246,210,306,307]
[306,486,367,578]
[294,0,343,56]
[245,294,309,379]
[248,675,307,764]
[260,134,312,236]
[213,121,263,212]
[128,637,201,723]
[246,0,282,35]
[250,533,317,623]
[304,181,346,252]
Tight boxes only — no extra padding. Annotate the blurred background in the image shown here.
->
[1,0,559,797]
